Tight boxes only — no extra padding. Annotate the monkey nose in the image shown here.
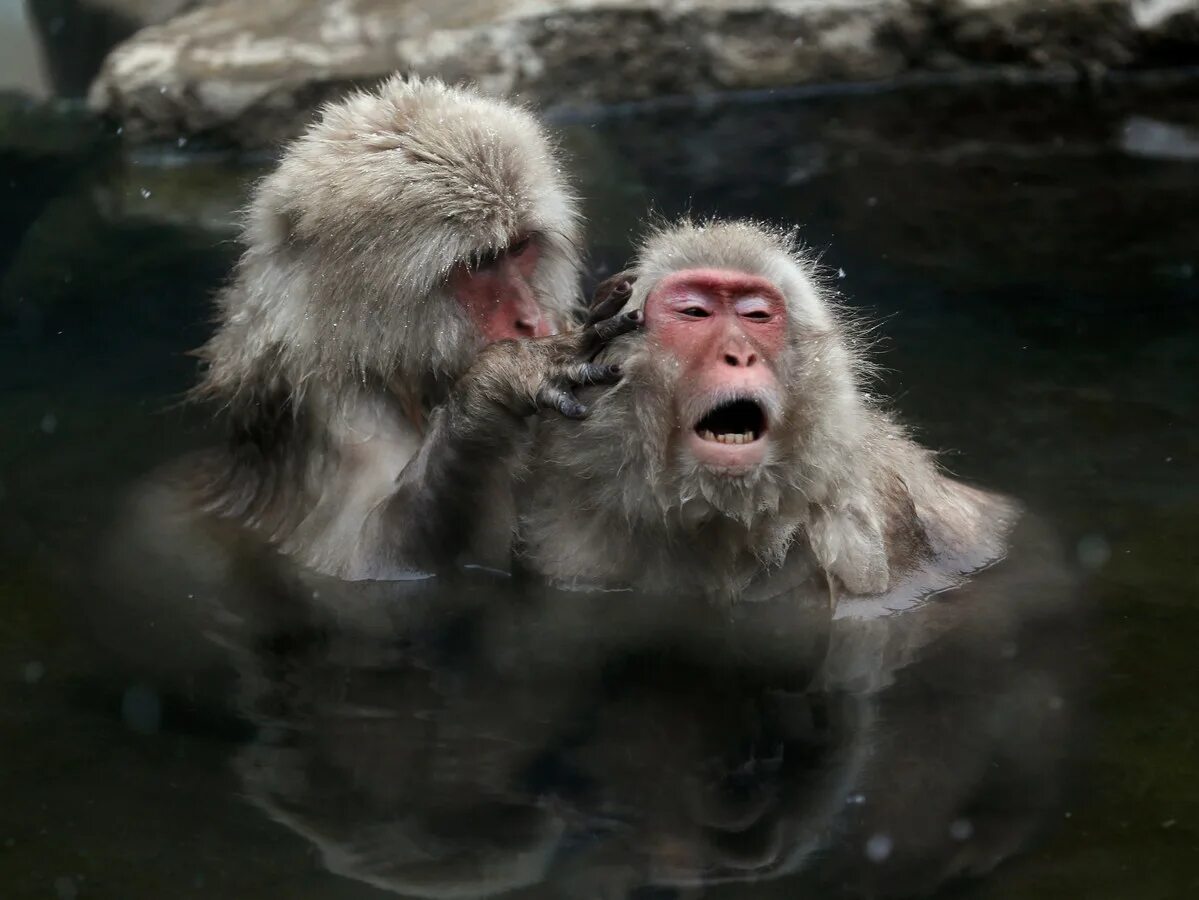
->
[723,348,758,367]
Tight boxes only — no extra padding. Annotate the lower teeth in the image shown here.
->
[701,431,755,444]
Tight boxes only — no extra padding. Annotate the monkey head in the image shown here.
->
[198,76,582,408]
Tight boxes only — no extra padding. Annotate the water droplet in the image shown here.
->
[837,268,846,279]
[40,413,57,435]
[140,188,152,199]
[121,684,162,735]
[1076,534,1110,570]
[949,818,973,841]
[865,833,892,863]
[22,661,45,684]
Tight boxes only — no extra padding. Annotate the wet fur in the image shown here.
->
[520,220,1017,598]
[189,76,581,577]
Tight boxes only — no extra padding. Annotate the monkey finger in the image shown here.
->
[563,362,623,386]
[581,309,643,354]
[537,384,588,419]
[586,274,636,325]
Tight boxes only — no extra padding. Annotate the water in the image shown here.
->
[2,80,1198,899]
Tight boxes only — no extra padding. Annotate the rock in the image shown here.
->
[88,0,1199,148]
[27,0,211,96]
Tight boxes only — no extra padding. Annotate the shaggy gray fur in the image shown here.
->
[190,76,582,577]
[520,220,1016,599]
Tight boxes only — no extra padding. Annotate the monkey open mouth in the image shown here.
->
[694,399,767,446]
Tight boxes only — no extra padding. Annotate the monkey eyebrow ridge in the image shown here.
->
[654,268,785,305]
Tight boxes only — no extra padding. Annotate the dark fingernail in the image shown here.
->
[625,310,642,323]
[613,280,632,296]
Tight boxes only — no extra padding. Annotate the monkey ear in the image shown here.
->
[808,500,891,596]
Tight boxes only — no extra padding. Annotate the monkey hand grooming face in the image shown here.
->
[520,221,1017,599]
[373,303,643,576]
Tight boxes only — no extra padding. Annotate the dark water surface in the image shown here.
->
[2,81,1198,899]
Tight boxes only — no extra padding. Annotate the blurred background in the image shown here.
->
[2,2,1199,899]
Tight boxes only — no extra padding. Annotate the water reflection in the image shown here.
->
[97,499,1084,899]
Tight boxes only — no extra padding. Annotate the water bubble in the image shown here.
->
[40,413,57,435]
[864,833,892,863]
[846,793,866,805]
[176,136,189,148]
[140,188,153,199]
[949,818,973,841]
[837,268,846,279]
[1076,534,1110,570]
[121,684,162,735]
[22,661,45,684]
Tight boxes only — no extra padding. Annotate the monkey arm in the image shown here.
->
[378,309,643,573]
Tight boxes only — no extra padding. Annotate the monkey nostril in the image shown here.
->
[724,353,740,367]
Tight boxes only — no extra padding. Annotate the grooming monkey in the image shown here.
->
[188,75,605,579]
[448,219,1017,599]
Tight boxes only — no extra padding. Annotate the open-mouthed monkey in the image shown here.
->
[185,75,589,579]
[492,219,1018,600]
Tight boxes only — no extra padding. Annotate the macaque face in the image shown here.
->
[451,235,555,342]
[643,268,788,474]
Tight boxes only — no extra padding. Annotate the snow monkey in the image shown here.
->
[520,218,1016,599]
[190,75,591,579]
[506,219,1019,600]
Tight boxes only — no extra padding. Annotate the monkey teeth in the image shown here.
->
[701,430,758,445]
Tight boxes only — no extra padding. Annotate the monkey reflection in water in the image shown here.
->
[227,520,1081,899]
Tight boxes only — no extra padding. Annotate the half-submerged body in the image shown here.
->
[187,75,584,579]
[515,220,1018,601]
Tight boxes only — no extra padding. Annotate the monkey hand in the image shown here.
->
[455,305,643,425]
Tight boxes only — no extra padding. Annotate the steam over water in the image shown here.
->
[2,81,1197,898]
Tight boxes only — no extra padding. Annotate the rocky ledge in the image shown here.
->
[88,0,1199,148]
